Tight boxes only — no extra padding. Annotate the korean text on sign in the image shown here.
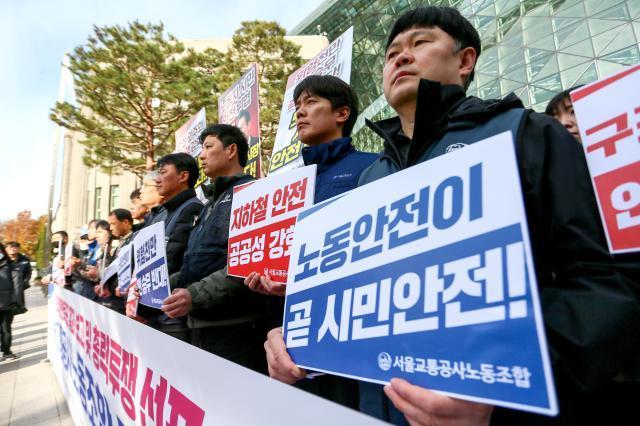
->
[571,64,640,253]
[133,222,171,308]
[283,132,557,416]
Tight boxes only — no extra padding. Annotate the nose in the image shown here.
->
[394,48,413,67]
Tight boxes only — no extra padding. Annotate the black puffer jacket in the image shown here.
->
[0,257,21,311]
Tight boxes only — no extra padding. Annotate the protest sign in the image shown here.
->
[228,165,316,283]
[116,243,133,292]
[174,108,208,202]
[283,132,557,415]
[269,27,353,175]
[571,64,640,253]
[219,64,261,178]
[47,286,383,425]
[100,260,118,285]
[133,222,170,309]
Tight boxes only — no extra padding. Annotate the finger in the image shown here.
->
[384,383,433,425]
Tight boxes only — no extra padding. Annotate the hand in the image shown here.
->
[115,287,122,298]
[244,272,287,297]
[69,257,81,268]
[264,327,306,384]
[161,288,192,318]
[384,378,494,426]
[86,265,98,279]
[125,285,141,319]
[41,275,51,285]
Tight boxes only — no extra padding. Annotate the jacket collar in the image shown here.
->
[161,188,197,212]
[204,173,253,201]
[301,137,355,173]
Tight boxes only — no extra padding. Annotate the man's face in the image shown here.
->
[155,163,187,199]
[6,245,19,259]
[130,197,148,221]
[107,215,131,238]
[553,98,581,142]
[96,227,110,246]
[199,135,234,179]
[295,92,345,145]
[383,27,467,110]
[237,116,251,139]
[87,223,97,241]
[139,179,163,208]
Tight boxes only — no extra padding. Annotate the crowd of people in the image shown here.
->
[11,5,638,425]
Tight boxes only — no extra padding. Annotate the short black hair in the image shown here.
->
[545,85,584,116]
[109,208,133,224]
[6,241,20,248]
[53,230,68,240]
[130,188,141,200]
[386,6,481,88]
[199,124,249,167]
[293,75,359,137]
[157,153,199,188]
[95,220,110,233]
[237,109,251,124]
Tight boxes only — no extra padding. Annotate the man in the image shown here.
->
[244,75,377,408]
[70,220,99,297]
[545,87,582,143]
[265,6,640,425]
[129,188,148,231]
[97,209,135,312]
[236,109,259,147]
[133,153,203,341]
[5,242,32,308]
[161,124,271,374]
[139,173,164,223]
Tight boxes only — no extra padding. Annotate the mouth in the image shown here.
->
[297,122,309,131]
[392,70,414,85]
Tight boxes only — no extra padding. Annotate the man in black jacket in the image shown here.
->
[132,153,203,341]
[6,242,31,308]
[265,6,640,426]
[162,124,272,374]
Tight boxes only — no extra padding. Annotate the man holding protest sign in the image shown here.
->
[265,6,640,425]
[162,124,273,374]
[130,152,203,341]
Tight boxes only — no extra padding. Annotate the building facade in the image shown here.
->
[290,0,640,152]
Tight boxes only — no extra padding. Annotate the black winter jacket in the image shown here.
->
[0,257,20,310]
[358,80,640,425]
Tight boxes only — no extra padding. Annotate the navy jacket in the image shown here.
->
[358,79,640,425]
[302,137,378,203]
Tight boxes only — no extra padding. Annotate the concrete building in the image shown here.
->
[51,35,328,240]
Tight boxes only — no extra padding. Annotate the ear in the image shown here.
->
[178,170,189,185]
[458,46,477,86]
[226,143,238,161]
[335,106,351,126]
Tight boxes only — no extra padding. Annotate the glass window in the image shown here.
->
[110,185,120,211]
[94,187,102,219]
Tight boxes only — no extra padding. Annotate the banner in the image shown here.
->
[116,243,133,292]
[174,108,208,202]
[283,132,557,416]
[47,286,383,425]
[571,64,640,253]
[228,165,316,283]
[268,27,353,175]
[133,222,170,309]
[219,64,261,178]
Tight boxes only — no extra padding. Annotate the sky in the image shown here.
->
[0,0,326,221]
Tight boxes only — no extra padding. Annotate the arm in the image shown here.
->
[165,203,203,275]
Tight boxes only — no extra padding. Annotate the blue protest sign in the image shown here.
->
[133,222,171,309]
[283,132,557,415]
[116,243,133,292]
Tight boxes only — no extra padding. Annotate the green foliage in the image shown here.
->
[50,21,224,176]
[34,216,48,270]
[220,21,304,160]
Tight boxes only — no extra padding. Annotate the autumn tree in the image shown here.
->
[50,21,224,177]
[220,21,304,168]
[0,211,44,258]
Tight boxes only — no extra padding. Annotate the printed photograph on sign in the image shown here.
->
[219,64,262,178]
[269,27,353,175]
[283,132,557,416]
[174,108,209,202]
[228,165,316,283]
[571,63,640,254]
[133,222,171,309]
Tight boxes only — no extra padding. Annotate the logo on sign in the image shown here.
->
[378,352,392,371]
[446,143,467,153]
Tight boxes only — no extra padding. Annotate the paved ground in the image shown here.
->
[0,285,74,426]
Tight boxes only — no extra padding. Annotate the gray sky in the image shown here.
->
[0,0,326,220]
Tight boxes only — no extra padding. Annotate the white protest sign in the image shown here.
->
[227,165,316,282]
[283,132,557,416]
[47,286,384,425]
[269,27,353,175]
[133,222,170,309]
[571,63,640,253]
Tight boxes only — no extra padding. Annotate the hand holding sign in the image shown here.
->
[265,327,307,384]
[244,272,286,297]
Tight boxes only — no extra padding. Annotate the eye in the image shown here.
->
[386,50,398,61]
[415,39,429,46]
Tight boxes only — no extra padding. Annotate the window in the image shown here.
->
[94,187,102,219]
[109,185,120,211]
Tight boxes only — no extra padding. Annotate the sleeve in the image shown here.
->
[186,266,246,310]
[24,257,33,284]
[518,111,640,390]
[165,203,203,275]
